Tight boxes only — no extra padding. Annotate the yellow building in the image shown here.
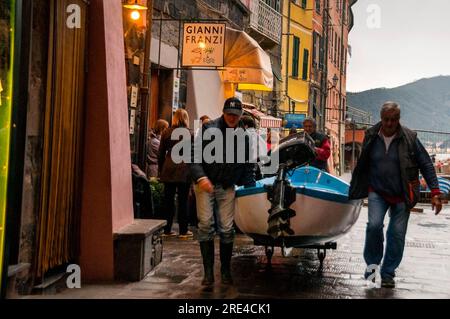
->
[281,0,313,116]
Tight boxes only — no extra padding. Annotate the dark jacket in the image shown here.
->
[158,127,193,183]
[349,122,440,209]
[189,116,256,188]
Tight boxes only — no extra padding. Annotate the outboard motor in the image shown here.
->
[264,132,316,239]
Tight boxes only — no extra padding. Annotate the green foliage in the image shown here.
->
[149,178,164,218]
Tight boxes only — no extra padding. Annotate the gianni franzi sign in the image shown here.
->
[182,23,226,67]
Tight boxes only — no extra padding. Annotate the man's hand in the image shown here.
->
[431,195,443,215]
[198,178,214,193]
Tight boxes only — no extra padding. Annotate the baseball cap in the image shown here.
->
[223,97,243,116]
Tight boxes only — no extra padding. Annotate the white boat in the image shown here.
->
[235,166,363,247]
[234,132,363,265]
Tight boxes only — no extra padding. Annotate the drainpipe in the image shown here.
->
[321,0,330,132]
[137,0,153,169]
[338,0,346,176]
[284,0,291,112]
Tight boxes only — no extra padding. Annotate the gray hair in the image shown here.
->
[380,101,401,117]
[303,117,317,127]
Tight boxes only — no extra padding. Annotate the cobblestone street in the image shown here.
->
[28,203,450,299]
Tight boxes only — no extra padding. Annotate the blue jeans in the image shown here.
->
[194,184,236,244]
[364,192,410,279]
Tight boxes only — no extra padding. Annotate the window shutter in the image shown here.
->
[292,37,300,77]
[302,49,309,80]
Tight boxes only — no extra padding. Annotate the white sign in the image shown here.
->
[130,85,139,108]
[182,23,226,67]
[130,109,136,135]
[172,75,180,111]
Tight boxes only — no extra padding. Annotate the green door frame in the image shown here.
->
[1,0,31,298]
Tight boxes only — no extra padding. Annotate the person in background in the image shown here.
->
[303,117,331,171]
[200,115,211,125]
[158,109,193,239]
[289,126,298,136]
[147,119,169,178]
[266,129,272,153]
[241,115,267,180]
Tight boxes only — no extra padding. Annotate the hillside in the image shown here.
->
[347,76,450,131]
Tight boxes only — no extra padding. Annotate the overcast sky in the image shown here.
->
[347,0,450,92]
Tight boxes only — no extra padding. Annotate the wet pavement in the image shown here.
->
[25,204,450,299]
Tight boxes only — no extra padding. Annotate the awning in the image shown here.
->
[243,104,282,128]
[220,28,273,91]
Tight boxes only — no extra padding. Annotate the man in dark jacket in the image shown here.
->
[190,97,255,286]
[303,117,331,171]
[349,102,442,288]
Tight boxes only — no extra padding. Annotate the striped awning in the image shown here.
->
[243,105,282,128]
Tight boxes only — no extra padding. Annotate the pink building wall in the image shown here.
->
[80,0,134,281]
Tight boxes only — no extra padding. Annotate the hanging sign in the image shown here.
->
[130,109,136,135]
[182,23,226,67]
[130,85,139,108]
[172,76,180,111]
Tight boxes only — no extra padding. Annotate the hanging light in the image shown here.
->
[123,0,148,10]
[130,10,141,20]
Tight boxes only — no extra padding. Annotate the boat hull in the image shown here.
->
[234,167,363,247]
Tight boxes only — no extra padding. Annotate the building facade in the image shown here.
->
[323,0,356,175]
[281,0,313,120]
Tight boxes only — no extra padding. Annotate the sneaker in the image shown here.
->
[381,277,395,288]
[178,231,194,239]
[162,231,177,237]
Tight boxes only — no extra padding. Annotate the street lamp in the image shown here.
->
[345,116,356,171]
[123,0,148,10]
[123,0,148,22]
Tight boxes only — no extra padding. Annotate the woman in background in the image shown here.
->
[158,109,193,239]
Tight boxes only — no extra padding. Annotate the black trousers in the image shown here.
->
[164,182,190,234]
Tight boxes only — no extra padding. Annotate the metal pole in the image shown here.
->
[321,0,330,132]
[338,0,346,176]
[351,120,356,171]
[285,1,291,112]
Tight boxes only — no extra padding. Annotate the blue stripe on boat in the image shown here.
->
[236,166,358,205]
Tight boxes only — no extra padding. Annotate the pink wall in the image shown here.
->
[80,0,134,281]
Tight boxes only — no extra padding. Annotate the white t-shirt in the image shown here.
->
[380,131,396,153]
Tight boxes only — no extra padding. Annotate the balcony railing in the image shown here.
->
[249,0,282,44]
